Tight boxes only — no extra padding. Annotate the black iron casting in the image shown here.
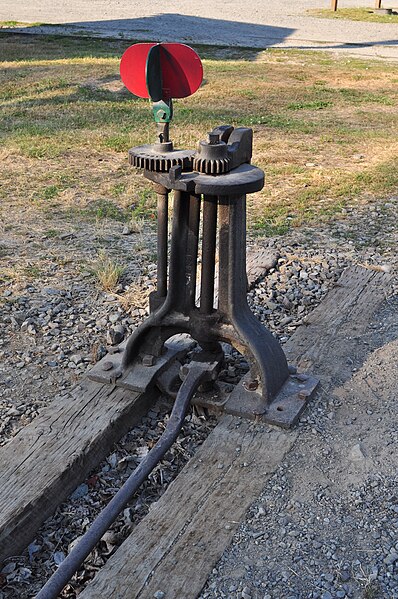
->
[89,125,318,427]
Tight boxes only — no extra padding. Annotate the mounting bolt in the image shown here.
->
[298,389,311,400]
[295,373,309,382]
[179,364,190,380]
[244,379,259,391]
[107,345,120,355]
[102,361,114,371]
[142,354,155,367]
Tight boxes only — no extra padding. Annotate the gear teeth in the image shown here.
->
[129,153,193,172]
[193,157,231,175]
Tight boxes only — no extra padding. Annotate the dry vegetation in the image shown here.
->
[308,7,398,23]
[0,32,397,250]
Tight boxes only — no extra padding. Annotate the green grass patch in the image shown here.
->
[287,100,333,110]
[308,7,398,24]
[0,21,45,28]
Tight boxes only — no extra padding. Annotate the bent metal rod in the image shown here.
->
[35,358,220,599]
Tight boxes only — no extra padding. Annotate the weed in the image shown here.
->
[71,199,130,222]
[43,229,60,238]
[89,250,125,292]
[111,183,127,197]
[130,190,157,220]
[129,215,145,234]
[24,265,41,278]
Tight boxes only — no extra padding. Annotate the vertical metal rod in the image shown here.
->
[186,195,201,309]
[331,0,338,11]
[155,185,168,298]
[217,197,231,315]
[168,190,190,311]
[200,195,218,314]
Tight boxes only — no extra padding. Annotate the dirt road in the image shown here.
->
[1,0,397,59]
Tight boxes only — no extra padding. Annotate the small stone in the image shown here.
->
[43,287,60,295]
[122,225,132,235]
[384,552,398,565]
[70,354,83,365]
[153,591,165,599]
[6,407,21,417]
[106,324,125,345]
[70,483,89,500]
[53,551,66,565]
[1,562,16,575]
[109,313,121,324]
[349,443,366,461]
[280,316,293,326]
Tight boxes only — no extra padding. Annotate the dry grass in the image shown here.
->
[114,280,151,314]
[90,250,125,292]
[308,7,398,24]
[0,33,397,239]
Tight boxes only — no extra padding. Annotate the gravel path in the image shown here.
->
[1,0,398,60]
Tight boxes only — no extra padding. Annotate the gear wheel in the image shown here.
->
[192,136,232,175]
[192,156,231,175]
[128,145,195,173]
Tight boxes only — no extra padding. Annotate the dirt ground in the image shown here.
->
[1,0,398,59]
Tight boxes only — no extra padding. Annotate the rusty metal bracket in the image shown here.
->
[192,372,319,428]
[87,334,195,392]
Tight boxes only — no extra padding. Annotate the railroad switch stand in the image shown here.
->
[89,42,318,428]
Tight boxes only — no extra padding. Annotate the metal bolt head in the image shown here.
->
[102,361,114,371]
[244,379,259,391]
[298,389,310,400]
[179,364,190,379]
[208,132,219,145]
[142,354,155,367]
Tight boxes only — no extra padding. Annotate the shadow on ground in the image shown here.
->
[1,14,296,58]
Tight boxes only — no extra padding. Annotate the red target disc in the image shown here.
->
[120,42,203,100]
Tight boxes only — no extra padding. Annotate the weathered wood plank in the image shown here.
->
[284,264,392,381]
[80,265,393,599]
[79,417,295,598]
[0,380,156,563]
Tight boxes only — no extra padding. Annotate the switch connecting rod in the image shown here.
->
[36,359,220,599]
